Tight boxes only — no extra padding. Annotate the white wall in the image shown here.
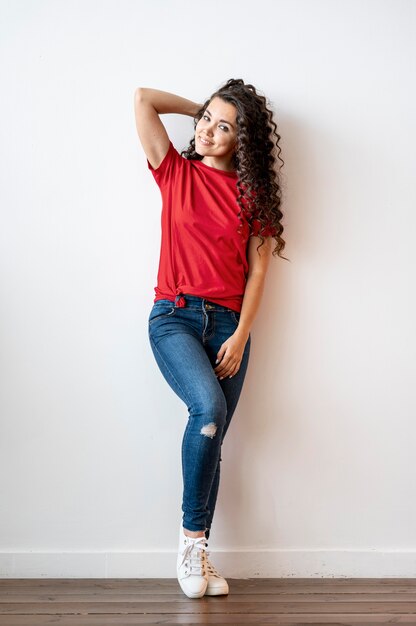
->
[1,0,415,578]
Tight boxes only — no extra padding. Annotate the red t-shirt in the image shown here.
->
[147,140,275,312]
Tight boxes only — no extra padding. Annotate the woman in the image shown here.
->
[133,78,287,599]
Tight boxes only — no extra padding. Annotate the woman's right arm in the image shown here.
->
[133,88,203,169]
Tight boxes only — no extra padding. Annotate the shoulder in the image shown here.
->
[146,140,184,171]
[147,140,187,187]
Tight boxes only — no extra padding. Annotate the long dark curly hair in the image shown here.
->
[181,78,288,261]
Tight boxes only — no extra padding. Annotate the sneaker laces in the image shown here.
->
[205,550,221,578]
[179,536,208,576]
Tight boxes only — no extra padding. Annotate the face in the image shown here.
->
[195,97,238,160]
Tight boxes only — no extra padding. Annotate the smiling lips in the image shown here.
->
[199,136,213,146]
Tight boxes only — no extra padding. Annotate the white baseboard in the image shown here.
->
[1,549,415,578]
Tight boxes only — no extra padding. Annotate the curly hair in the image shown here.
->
[181,78,288,261]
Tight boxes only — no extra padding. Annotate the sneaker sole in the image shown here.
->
[204,583,229,596]
[177,577,208,599]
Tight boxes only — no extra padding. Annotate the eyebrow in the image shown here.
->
[205,108,235,129]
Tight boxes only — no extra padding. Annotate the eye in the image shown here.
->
[202,115,229,132]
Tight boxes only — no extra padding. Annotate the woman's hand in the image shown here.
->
[214,330,249,379]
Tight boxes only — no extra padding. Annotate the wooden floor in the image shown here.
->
[0,578,416,625]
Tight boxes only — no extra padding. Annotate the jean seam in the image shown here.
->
[148,308,176,325]
[202,311,216,343]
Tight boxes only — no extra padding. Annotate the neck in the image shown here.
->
[201,155,236,172]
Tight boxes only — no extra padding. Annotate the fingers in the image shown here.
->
[215,357,241,380]
[214,338,245,379]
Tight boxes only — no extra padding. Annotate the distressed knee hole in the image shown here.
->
[200,422,217,439]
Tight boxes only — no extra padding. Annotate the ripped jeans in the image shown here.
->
[147,294,251,541]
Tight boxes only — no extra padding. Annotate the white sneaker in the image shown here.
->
[177,524,208,599]
[204,546,229,596]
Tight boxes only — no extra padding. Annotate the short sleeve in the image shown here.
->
[147,140,184,189]
[250,217,277,238]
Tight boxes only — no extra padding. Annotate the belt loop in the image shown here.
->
[175,292,186,308]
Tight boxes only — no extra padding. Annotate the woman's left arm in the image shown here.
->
[214,236,273,379]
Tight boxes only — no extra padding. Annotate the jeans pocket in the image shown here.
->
[148,302,176,325]
[230,310,241,325]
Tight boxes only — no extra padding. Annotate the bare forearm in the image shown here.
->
[135,87,202,118]
[235,273,267,339]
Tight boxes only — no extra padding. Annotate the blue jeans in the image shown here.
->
[147,294,251,541]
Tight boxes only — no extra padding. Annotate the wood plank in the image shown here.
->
[1,578,416,592]
[1,600,416,614]
[1,614,416,625]
[1,592,416,602]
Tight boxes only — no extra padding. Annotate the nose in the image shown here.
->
[203,119,215,136]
